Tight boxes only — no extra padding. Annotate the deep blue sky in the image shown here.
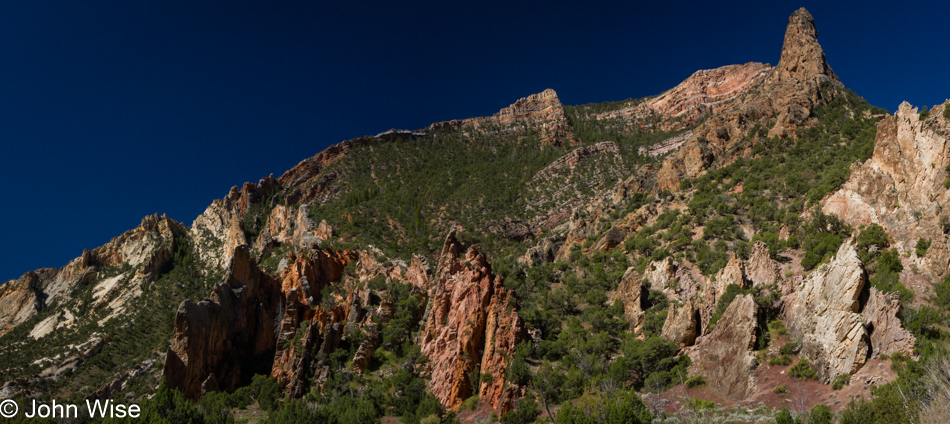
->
[1,1,948,281]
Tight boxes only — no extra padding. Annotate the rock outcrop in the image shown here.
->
[785,240,868,383]
[609,267,647,332]
[418,231,525,412]
[433,89,574,146]
[638,131,694,157]
[783,239,918,383]
[0,214,184,336]
[688,294,759,401]
[861,288,916,359]
[600,63,771,131]
[163,245,285,399]
[771,8,838,85]
[661,300,700,348]
[655,8,843,191]
[824,102,950,282]
[746,241,781,287]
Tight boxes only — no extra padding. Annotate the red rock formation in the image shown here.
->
[267,249,355,391]
[655,8,843,191]
[163,245,285,399]
[599,63,771,130]
[418,231,526,412]
[478,281,525,412]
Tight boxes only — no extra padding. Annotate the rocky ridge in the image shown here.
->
[824,101,950,286]
[655,7,843,191]
[0,214,184,336]
[599,63,771,131]
[432,88,574,146]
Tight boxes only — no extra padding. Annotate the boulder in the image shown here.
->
[861,288,916,358]
[661,300,700,348]
[785,240,869,383]
[687,294,759,401]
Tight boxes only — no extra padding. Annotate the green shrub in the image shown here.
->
[501,397,541,424]
[775,408,798,424]
[810,404,833,424]
[786,234,800,249]
[935,275,950,309]
[768,319,788,336]
[769,354,793,366]
[876,248,903,273]
[462,395,480,411]
[870,267,914,304]
[916,238,931,257]
[554,390,652,424]
[506,343,531,386]
[856,223,888,262]
[685,375,706,388]
[779,342,798,355]
[832,373,850,390]
[944,103,950,119]
[691,399,716,409]
[789,358,818,380]
[773,384,788,394]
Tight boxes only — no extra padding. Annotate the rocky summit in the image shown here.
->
[1,7,949,424]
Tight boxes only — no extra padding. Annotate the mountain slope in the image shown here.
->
[1,7,947,424]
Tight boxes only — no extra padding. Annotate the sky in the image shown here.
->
[1,0,949,281]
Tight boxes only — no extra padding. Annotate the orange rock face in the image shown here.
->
[418,231,526,412]
[599,63,771,129]
[163,243,355,399]
[163,245,284,399]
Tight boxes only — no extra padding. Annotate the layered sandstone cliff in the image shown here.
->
[431,89,574,146]
[599,63,771,130]
[655,8,843,191]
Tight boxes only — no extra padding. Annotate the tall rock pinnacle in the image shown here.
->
[773,8,839,85]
